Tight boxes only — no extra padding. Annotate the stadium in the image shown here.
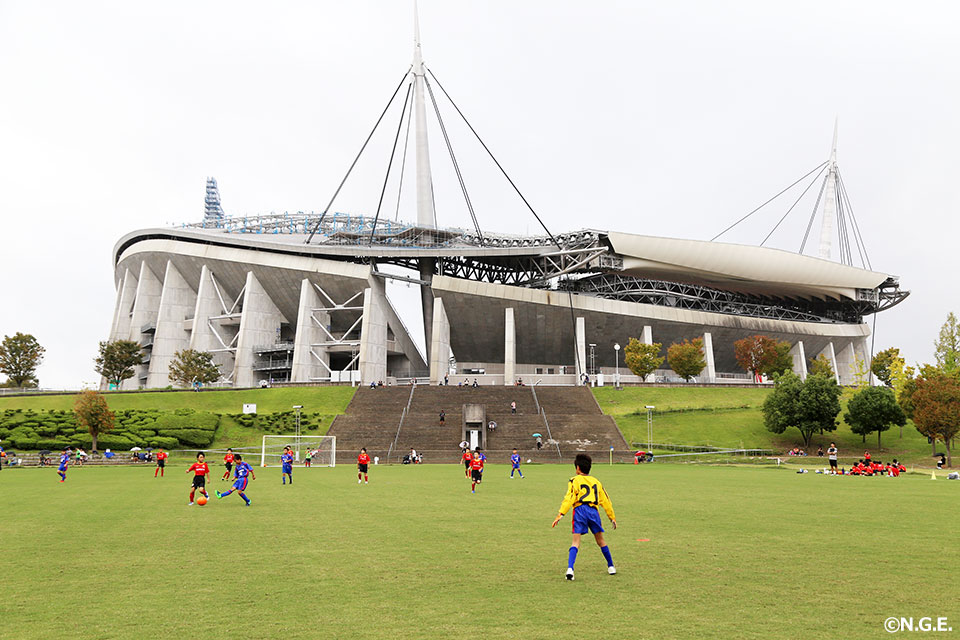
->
[106,16,907,392]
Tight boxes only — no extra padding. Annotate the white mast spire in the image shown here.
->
[412,0,437,229]
[818,118,839,260]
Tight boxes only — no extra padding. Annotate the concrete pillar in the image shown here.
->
[641,325,653,345]
[855,337,873,385]
[818,342,840,385]
[189,265,236,376]
[702,332,716,383]
[291,279,330,383]
[428,297,450,384]
[790,341,808,380]
[109,268,137,341]
[574,317,586,384]
[147,261,197,388]
[125,261,163,389]
[504,307,516,386]
[835,341,856,386]
[359,277,388,385]
[233,271,286,388]
[419,258,435,363]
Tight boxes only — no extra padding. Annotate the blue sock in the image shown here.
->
[600,545,614,567]
[567,546,579,569]
[239,492,250,504]
[510,469,514,477]
[518,470,523,477]
[222,489,233,497]
[282,477,286,484]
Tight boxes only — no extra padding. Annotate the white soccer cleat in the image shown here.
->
[365,481,368,484]
[565,568,575,581]
[608,566,617,575]
[188,502,194,506]
[358,479,362,484]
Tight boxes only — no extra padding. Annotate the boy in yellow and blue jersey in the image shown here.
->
[551,453,616,580]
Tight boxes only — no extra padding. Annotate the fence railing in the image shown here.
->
[387,384,417,460]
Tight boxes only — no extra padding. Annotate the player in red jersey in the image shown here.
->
[221,449,235,481]
[462,448,473,478]
[357,448,371,484]
[186,452,210,505]
[154,449,168,477]
[470,451,484,494]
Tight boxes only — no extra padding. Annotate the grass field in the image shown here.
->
[3,462,957,639]
[594,387,940,467]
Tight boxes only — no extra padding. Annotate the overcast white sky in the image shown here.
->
[1,0,957,388]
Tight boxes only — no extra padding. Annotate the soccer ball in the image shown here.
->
[197,496,208,506]
[527,459,532,463]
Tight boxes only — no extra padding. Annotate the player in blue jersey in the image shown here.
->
[280,446,294,485]
[216,454,256,506]
[56,447,72,482]
[477,448,487,483]
[510,448,524,478]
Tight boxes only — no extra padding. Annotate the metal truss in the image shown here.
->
[557,273,906,324]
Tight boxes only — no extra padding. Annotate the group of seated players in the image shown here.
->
[839,458,907,476]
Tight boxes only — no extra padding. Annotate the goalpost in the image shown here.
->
[260,435,336,468]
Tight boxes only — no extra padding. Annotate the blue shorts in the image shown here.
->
[572,505,604,534]
[233,477,248,491]
[58,465,67,472]
[282,464,292,474]
[512,464,520,469]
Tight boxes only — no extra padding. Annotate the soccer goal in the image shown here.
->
[260,435,336,468]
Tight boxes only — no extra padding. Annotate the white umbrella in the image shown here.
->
[458,440,469,449]
[130,447,142,451]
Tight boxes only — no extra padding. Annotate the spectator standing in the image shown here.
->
[827,443,838,474]
[511,401,517,414]
[439,410,445,425]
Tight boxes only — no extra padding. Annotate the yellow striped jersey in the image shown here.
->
[558,474,615,521]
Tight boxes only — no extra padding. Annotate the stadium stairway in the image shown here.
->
[327,384,629,464]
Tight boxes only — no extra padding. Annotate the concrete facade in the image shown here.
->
[124,261,163,389]
[233,271,286,388]
[702,332,716,383]
[291,279,329,383]
[790,340,808,380]
[147,260,197,388]
[358,277,388,384]
[504,307,516,386]
[429,297,451,384]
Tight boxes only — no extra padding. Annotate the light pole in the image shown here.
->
[614,343,621,389]
[293,405,303,461]
[645,405,655,450]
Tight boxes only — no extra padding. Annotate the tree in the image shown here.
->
[95,340,144,388]
[623,338,664,381]
[871,347,903,386]
[911,371,960,467]
[849,352,871,389]
[934,312,960,375]
[74,390,115,451]
[667,338,706,381]
[0,332,45,388]
[843,386,906,448]
[808,354,834,378]
[767,342,794,378]
[734,335,792,380]
[763,371,842,448]
[169,349,221,387]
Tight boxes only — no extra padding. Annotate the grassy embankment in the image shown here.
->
[593,386,939,468]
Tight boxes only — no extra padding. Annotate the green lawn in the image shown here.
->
[0,386,356,414]
[594,387,940,468]
[3,463,956,639]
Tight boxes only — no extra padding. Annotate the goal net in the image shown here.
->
[260,435,336,468]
